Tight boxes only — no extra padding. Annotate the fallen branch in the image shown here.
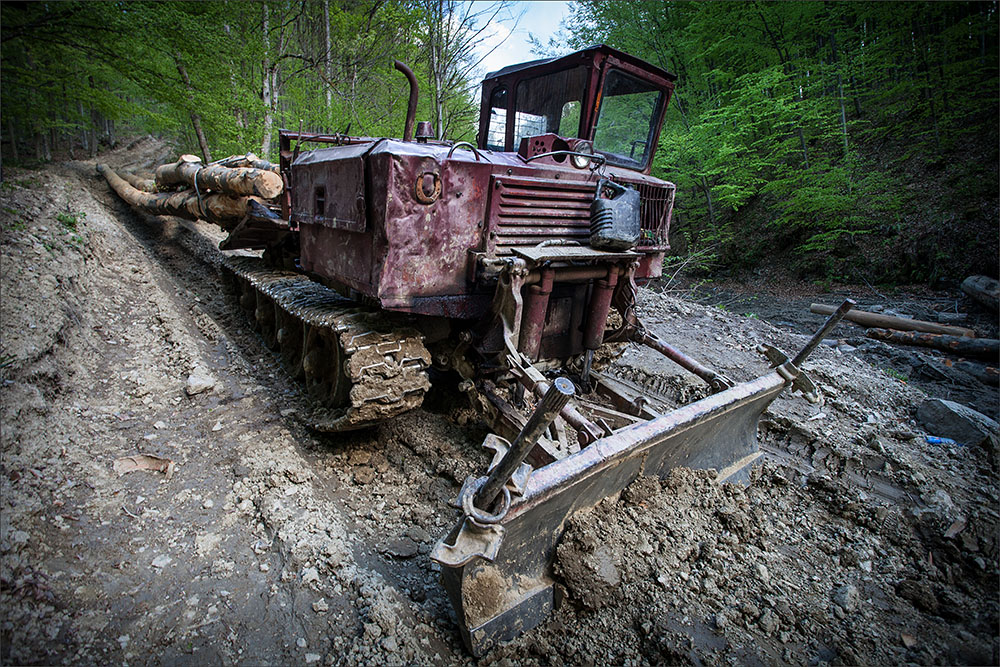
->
[866,328,999,360]
[810,303,975,338]
[154,154,283,199]
[97,163,252,229]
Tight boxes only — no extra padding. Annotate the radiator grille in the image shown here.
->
[483,174,673,256]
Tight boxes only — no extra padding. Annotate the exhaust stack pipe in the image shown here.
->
[393,60,419,142]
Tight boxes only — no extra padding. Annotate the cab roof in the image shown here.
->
[484,44,677,83]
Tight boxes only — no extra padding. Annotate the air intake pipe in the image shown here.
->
[393,60,419,142]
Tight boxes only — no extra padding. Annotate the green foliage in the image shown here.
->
[0,1,474,161]
[883,368,908,383]
[56,210,86,231]
[562,0,999,282]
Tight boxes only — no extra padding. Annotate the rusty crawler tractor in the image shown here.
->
[104,45,855,654]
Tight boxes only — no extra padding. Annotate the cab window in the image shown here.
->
[592,69,664,169]
[513,65,587,148]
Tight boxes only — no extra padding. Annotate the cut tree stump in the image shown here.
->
[154,155,283,199]
[810,303,976,338]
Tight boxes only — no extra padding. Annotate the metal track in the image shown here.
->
[222,256,431,431]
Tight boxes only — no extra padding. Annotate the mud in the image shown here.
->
[1,141,997,665]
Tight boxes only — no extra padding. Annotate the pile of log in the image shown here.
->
[810,295,999,381]
[96,153,282,231]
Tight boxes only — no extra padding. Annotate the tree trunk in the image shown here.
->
[175,58,212,162]
[97,163,253,229]
[7,116,19,163]
[699,175,716,225]
[323,0,332,112]
[261,4,273,157]
[154,155,284,198]
[961,275,1000,312]
[78,101,88,153]
[120,171,157,192]
[866,328,998,360]
[810,303,976,337]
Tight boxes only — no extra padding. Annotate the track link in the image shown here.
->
[222,256,431,431]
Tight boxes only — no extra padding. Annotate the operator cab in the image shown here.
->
[477,44,676,174]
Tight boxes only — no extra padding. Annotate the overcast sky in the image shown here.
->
[470,1,573,78]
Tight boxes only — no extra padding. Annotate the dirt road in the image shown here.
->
[2,143,996,665]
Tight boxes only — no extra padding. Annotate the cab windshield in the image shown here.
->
[593,69,664,169]
[511,65,588,150]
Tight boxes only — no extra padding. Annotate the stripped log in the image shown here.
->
[97,163,250,230]
[154,154,283,198]
[961,275,1000,312]
[811,303,976,338]
[119,171,157,193]
[866,328,999,360]
[212,153,279,173]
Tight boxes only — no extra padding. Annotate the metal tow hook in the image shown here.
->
[758,298,855,403]
[431,378,575,567]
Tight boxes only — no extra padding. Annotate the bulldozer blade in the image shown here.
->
[432,371,787,656]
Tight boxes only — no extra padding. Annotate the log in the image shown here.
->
[97,163,250,230]
[810,303,976,338]
[154,155,283,199]
[213,153,279,173]
[866,328,999,360]
[953,360,1000,386]
[119,171,157,193]
[961,275,999,312]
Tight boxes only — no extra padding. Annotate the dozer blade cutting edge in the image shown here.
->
[431,299,856,656]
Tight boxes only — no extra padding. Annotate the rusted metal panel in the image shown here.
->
[434,372,787,655]
[298,146,384,293]
[373,142,492,309]
[294,139,674,317]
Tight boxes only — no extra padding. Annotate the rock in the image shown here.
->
[305,653,321,664]
[312,598,329,613]
[755,563,770,584]
[404,526,431,544]
[916,398,999,450]
[383,537,419,559]
[153,421,167,430]
[296,638,307,648]
[202,498,214,509]
[185,368,216,396]
[758,609,779,635]
[347,450,371,466]
[832,584,859,613]
[151,555,172,568]
[740,601,760,619]
[895,579,938,613]
[353,466,375,485]
[301,566,320,584]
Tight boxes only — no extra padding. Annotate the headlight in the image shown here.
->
[571,141,593,169]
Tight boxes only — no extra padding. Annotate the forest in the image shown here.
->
[1,1,997,283]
